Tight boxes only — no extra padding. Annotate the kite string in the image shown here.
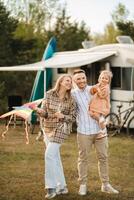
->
[24,120,29,144]
[1,114,14,139]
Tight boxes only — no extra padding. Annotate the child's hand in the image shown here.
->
[90,86,98,94]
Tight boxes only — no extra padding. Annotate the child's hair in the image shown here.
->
[98,70,113,84]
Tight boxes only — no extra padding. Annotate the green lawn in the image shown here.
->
[0,125,134,200]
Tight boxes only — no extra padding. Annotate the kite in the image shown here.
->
[0,99,43,144]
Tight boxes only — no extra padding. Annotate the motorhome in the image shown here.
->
[0,36,134,126]
[52,36,134,121]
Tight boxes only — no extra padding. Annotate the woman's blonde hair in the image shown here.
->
[98,70,113,84]
[52,74,72,98]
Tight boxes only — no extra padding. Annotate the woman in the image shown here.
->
[30,75,76,199]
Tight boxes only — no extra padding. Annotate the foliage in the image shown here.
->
[112,3,129,24]
[0,71,36,100]
[0,82,7,113]
[94,3,134,45]
[111,3,134,41]
[47,9,90,51]
[93,23,119,45]
[116,21,134,41]
[0,2,40,112]
[0,1,18,66]
[2,0,60,33]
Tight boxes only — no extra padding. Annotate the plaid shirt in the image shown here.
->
[37,90,76,143]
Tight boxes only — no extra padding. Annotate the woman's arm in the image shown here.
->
[29,93,49,118]
[64,98,77,123]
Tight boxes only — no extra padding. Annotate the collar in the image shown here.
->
[77,85,88,92]
[54,90,68,101]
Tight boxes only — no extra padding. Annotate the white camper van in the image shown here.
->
[0,36,134,129]
[52,36,134,127]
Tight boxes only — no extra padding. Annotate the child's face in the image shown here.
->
[99,74,109,84]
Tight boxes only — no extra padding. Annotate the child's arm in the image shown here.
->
[97,85,109,98]
[90,85,98,95]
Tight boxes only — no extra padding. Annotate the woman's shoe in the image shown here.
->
[45,188,56,199]
[56,186,68,195]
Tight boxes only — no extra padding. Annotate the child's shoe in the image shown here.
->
[99,116,106,129]
[96,128,107,139]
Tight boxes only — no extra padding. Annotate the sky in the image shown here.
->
[60,0,134,34]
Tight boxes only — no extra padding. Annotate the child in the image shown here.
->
[89,70,113,139]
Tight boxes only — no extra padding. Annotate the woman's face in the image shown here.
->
[60,76,72,91]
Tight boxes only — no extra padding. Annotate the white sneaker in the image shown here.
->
[45,188,57,199]
[56,186,68,195]
[100,127,107,134]
[101,183,119,194]
[78,184,87,195]
[99,116,106,129]
[99,116,105,123]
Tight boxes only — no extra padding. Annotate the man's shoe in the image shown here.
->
[101,183,119,194]
[56,186,68,195]
[78,184,87,195]
[45,188,56,199]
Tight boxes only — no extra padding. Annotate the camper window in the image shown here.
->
[57,68,68,74]
[111,67,121,89]
[111,67,132,90]
[122,68,132,90]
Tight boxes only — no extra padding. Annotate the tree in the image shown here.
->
[0,82,7,113]
[116,21,134,40]
[0,2,39,112]
[111,3,134,41]
[112,3,129,24]
[0,1,18,66]
[47,9,90,51]
[93,3,133,45]
[93,22,119,45]
[2,0,60,33]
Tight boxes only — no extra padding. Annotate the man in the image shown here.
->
[72,69,119,195]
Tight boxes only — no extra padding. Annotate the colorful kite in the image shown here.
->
[0,99,43,144]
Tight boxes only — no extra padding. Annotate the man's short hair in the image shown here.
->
[73,69,86,75]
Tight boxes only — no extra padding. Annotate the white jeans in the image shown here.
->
[43,132,66,189]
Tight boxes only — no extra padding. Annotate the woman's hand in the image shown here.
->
[29,104,43,114]
[54,112,64,119]
[29,103,37,111]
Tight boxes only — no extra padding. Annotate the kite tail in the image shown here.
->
[1,114,14,139]
[24,120,29,144]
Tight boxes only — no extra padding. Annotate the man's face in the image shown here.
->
[73,72,87,89]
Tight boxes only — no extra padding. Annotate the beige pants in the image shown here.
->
[77,133,109,185]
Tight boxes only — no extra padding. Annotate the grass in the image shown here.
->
[0,124,134,200]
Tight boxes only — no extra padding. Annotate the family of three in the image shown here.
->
[30,69,119,199]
